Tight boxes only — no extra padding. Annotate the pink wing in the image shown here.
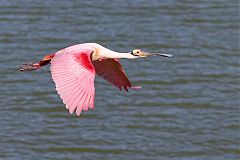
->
[92,59,140,92]
[50,49,95,116]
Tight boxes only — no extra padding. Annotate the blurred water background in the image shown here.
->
[0,0,239,160]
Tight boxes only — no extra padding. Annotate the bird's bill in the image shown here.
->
[140,51,174,58]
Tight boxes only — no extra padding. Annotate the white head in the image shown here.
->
[130,49,174,58]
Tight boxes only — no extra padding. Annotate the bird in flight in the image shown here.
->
[19,43,173,116]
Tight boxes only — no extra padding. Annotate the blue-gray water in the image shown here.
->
[0,0,239,160]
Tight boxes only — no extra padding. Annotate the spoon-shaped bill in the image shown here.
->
[152,53,174,58]
[141,51,174,58]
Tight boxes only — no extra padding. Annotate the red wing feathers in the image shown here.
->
[92,59,139,92]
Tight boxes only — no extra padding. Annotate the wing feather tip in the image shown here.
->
[76,108,83,116]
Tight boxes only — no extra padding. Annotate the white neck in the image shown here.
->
[98,48,138,59]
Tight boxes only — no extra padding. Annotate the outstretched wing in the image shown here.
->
[92,59,140,92]
[50,49,95,116]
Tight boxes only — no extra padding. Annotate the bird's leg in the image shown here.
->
[19,53,55,71]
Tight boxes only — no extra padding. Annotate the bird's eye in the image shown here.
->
[131,51,139,56]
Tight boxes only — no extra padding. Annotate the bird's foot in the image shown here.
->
[19,62,41,71]
[131,86,142,90]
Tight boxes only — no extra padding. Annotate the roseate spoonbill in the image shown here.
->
[19,43,173,116]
